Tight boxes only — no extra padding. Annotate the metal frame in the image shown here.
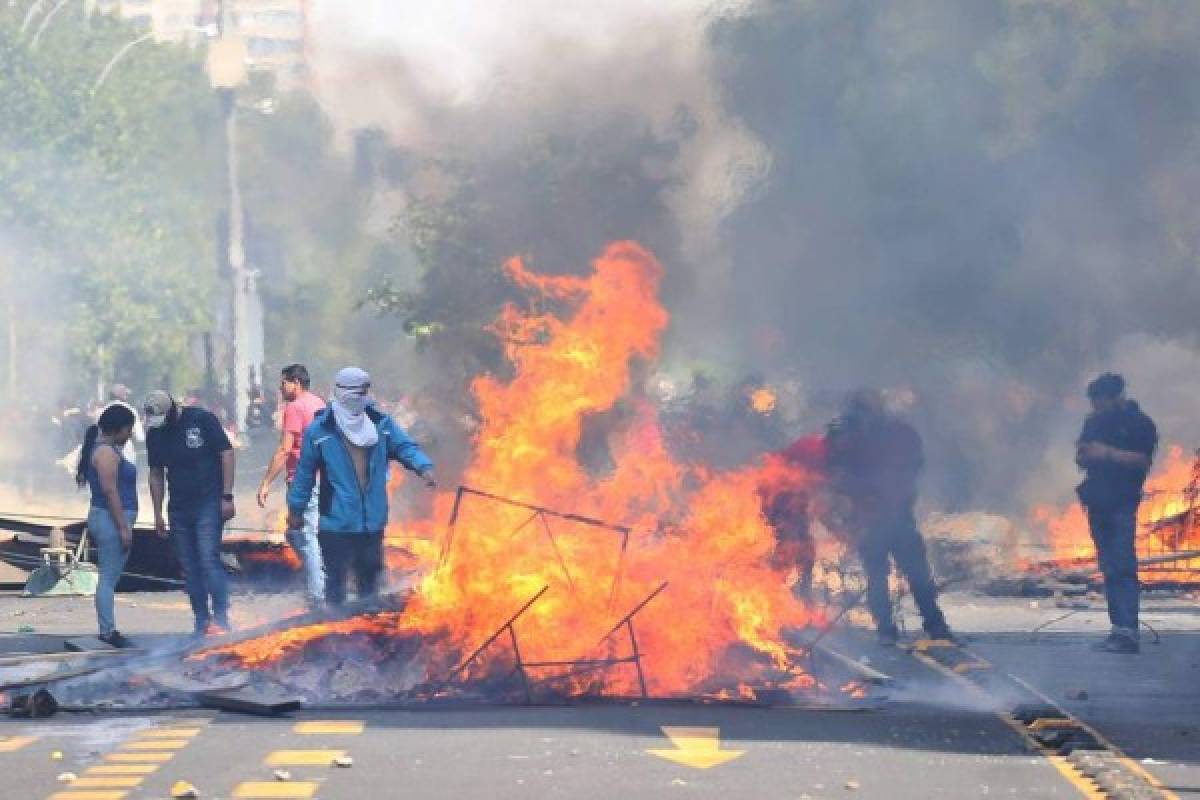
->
[1133,447,1199,569]
[438,581,669,703]
[438,585,550,700]
[438,485,632,608]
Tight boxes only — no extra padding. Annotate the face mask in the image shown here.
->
[144,403,176,429]
[335,389,369,416]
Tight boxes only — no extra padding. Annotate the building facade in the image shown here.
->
[95,0,308,87]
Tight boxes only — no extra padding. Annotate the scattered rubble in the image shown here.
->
[170,780,199,798]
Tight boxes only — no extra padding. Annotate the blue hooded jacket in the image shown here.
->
[286,405,433,534]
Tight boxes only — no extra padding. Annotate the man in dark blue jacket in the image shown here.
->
[287,367,436,607]
[144,390,236,636]
[1076,373,1157,654]
[825,389,955,646]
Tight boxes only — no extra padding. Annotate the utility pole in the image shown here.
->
[207,0,262,432]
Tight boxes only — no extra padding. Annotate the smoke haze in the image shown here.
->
[305,1,1200,515]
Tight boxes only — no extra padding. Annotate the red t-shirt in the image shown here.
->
[283,391,326,481]
[781,434,827,469]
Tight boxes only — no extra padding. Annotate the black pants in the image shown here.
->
[318,532,384,607]
[858,512,947,636]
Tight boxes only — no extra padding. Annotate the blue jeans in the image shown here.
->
[89,507,135,636]
[169,502,229,631]
[1087,505,1139,637]
[286,485,325,607]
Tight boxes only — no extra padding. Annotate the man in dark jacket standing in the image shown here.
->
[287,367,436,607]
[1076,373,1157,654]
[825,389,954,646]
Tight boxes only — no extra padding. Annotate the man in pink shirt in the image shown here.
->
[257,364,326,607]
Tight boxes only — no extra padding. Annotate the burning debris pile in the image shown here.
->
[56,241,860,709]
[977,446,1200,595]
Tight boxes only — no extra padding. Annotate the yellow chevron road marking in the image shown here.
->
[647,726,745,769]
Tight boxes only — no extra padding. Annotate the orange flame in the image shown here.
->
[198,612,414,669]
[237,546,303,571]
[749,387,777,414]
[205,242,820,697]
[1028,446,1200,582]
[841,680,870,699]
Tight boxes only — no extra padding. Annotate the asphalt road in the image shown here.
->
[0,592,1196,799]
[4,702,1075,800]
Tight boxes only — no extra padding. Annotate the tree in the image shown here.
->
[0,5,222,401]
[236,95,421,393]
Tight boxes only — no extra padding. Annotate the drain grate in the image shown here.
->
[908,641,1178,800]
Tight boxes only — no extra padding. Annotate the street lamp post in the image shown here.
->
[207,0,262,435]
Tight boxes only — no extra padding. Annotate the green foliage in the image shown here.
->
[0,7,430,403]
[0,5,221,397]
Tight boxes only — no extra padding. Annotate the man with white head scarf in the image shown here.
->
[331,366,378,445]
[287,367,436,606]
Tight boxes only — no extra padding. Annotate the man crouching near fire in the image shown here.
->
[1076,373,1157,654]
[286,367,437,607]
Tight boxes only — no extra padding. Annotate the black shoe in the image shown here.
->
[99,630,132,649]
[877,628,900,647]
[1091,633,1139,654]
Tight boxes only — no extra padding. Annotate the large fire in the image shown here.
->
[202,242,822,698]
[1028,445,1200,583]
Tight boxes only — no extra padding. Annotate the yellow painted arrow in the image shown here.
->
[647,726,745,769]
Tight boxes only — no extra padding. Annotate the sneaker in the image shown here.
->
[877,628,900,647]
[1091,633,1139,654]
[99,630,133,649]
[925,627,963,646]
